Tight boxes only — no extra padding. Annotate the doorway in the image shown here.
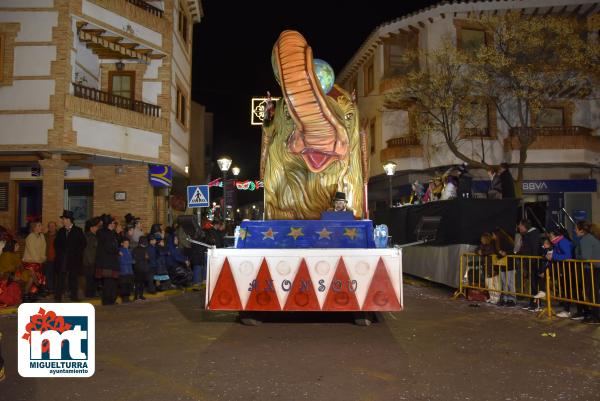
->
[64,182,93,228]
[17,181,42,236]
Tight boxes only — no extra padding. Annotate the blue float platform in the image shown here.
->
[236,220,375,249]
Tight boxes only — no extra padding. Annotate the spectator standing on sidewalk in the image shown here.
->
[492,228,516,307]
[96,215,120,305]
[83,217,100,298]
[574,221,600,324]
[516,219,542,311]
[477,233,500,304]
[54,210,86,302]
[132,236,150,301]
[118,238,134,303]
[547,230,576,318]
[22,221,47,298]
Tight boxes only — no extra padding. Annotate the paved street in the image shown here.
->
[1,281,599,401]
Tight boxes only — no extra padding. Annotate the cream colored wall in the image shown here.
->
[168,1,192,173]
[73,115,163,158]
[0,80,55,110]
[0,114,52,144]
[0,11,57,41]
[169,137,187,172]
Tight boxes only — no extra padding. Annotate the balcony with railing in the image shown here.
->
[509,126,593,137]
[73,82,160,117]
[380,135,423,161]
[505,126,599,152]
[126,0,164,18]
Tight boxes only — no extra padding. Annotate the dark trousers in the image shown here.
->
[119,275,133,302]
[54,270,78,301]
[101,277,118,305]
[44,261,55,292]
[134,273,146,299]
[84,268,97,298]
[529,263,547,301]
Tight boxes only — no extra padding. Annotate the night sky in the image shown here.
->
[191,0,439,205]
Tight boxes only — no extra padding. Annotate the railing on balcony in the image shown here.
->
[73,82,161,118]
[126,0,164,18]
[509,126,593,137]
[463,127,491,138]
[386,136,420,147]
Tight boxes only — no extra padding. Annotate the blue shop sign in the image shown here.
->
[521,179,597,194]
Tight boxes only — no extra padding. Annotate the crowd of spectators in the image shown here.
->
[0,211,228,307]
[475,218,600,324]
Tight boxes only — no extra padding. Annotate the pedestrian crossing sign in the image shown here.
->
[187,185,210,208]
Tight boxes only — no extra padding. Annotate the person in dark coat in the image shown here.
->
[205,220,225,248]
[82,217,100,298]
[95,215,120,305]
[54,210,86,302]
[487,167,503,200]
[499,163,516,199]
[132,236,150,300]
[146,235,158,294]
[516,219,542,310]
[153,234,171,291]
[190,229,207,285]
[457,164,473,199]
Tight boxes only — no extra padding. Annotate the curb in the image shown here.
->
[0,285,202,317]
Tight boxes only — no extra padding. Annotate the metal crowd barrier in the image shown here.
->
[454,253,600,319]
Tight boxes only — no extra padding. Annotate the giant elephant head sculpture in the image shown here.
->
[261,30,369,220]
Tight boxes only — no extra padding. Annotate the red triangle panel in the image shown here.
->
[283,259,321,311]
[362,258,402,311]
[208,258,243,310]
[322,258,360,311]
[245,259,282,311]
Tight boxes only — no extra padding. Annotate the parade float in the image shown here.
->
[204,31,402,325]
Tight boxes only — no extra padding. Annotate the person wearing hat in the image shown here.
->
[54,210,86,302]
[95,214,120,305]
[328,192,354,213]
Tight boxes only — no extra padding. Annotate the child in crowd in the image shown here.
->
[153,234,171,291]
[118,238,134,303]
[477,233,501,304]
[132,236,150,301]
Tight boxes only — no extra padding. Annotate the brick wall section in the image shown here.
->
[92,165,158,226]
[39,157,68,225]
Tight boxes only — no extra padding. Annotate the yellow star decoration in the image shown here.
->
[262,228,278,240]
[287,227,304,240]
[239,228,250,240]
[316,227,332,240]
[343,228,358,240]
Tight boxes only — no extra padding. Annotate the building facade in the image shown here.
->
[0,0,202,233]
[189,100,213,186]
[337,0,600,224]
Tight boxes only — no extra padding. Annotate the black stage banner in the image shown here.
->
[374,199,519,246]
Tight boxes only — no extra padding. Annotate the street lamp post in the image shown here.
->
[383,161,397,207]
[217,156,232,220]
